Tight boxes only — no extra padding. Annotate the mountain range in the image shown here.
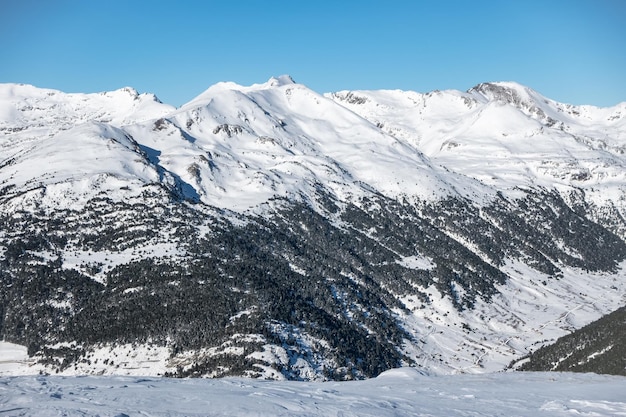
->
[1,76,625,379]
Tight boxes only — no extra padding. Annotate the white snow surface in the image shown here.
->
[0,369,624,417]
[0,343,32,375]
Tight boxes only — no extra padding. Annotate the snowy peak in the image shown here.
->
[268,74,296,87]
[0,83,174,133]
[466,81,562,124]
[328,80,626,207]
[184,75,297,108]
[468,82,626,125]
[101,86,165,106]
[136,76,459,211]
[468,81,543,105]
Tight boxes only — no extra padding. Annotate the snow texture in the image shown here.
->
[0,369,624,417]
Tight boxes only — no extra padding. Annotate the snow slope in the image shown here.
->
[0,369,624,417]
[125,75,464,211]
[397,260,626,374]
[0,83,173,131]
[329,82,626,207]
[0,83,175,210]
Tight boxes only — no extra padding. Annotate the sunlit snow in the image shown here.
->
[0,368,624,417]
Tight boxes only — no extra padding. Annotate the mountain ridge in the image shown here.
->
[1,77,625,379]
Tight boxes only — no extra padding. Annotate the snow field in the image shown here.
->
[0,369,624,417]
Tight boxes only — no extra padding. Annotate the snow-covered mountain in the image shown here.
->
[1,77,625,379]
[329,82,626,207]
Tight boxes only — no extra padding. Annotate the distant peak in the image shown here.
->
[268,75,296,87]
[101,86,140,98]
[103,86,167,104]
[468,81,528,97]
[119,86,139,96]
[208,75,296,92]
[182,76,299,108]
[468,82,545,107]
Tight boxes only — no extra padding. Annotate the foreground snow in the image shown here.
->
[1,369,624,417]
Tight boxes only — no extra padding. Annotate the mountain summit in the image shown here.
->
[1,78,625,379]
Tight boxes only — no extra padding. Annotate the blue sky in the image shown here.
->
[1,0,624,107]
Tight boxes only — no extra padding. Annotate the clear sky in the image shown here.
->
[1,0,624,107]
